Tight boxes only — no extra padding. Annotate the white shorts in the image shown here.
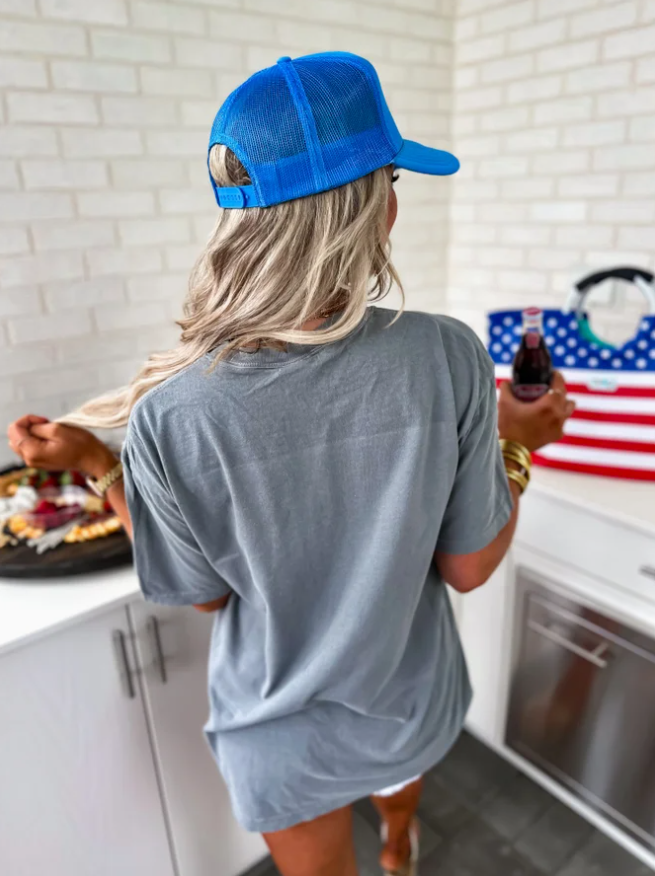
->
[374,774,421,798]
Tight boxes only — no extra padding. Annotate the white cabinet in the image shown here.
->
[0,608,175,876]
[130,603,267,876]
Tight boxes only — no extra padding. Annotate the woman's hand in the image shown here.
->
[7,415,117,478]
[497,371,575,453]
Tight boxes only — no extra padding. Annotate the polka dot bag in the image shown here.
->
[488,267,655,481]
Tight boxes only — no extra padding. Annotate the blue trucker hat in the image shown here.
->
[208,51,460,209]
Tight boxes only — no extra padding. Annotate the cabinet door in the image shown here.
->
[130,602,267,876]
[0,608,175,876]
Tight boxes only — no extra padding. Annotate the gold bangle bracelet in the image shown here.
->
[500,439,532,464]
[502,452,532,476]
[506,469,529,494]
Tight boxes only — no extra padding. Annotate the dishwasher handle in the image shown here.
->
[528,619,610,669]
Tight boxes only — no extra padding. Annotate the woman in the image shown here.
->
[7,53,573,876]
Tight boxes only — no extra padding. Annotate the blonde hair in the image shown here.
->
[63,146,403,430]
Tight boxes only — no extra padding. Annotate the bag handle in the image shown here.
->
[565,266,655,315]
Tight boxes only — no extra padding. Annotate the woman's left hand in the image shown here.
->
[7,416,117,478]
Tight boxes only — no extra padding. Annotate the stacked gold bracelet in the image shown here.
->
[499,439,532,495]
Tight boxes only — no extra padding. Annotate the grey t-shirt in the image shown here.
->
[122,307,512,832]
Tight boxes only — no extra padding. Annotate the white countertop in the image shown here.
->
[530,466,655,537]
[0,565,140,656]
[0,469,653,658]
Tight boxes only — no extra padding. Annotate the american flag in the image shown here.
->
[488,309,655,482]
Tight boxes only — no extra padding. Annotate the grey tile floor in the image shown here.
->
[242,731,653,876]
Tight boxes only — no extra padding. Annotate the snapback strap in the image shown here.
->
[215,185,258,209]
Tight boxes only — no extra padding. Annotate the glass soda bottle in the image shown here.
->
[512,307,553,402]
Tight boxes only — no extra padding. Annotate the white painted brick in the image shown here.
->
[0,227,30,256]
[0,161,19,190]
[0,20,86,56]
[630,115,655,141]
[533,96,593,125]
[8,93,98,125]
[457,33,505,64]
[141,66,213,97]
[480,54,533,84]
[40,0,127,24]
[528,248,583,270]
[501,178,554,199]
[0,0,36,13]
[454,66,479,90]
[87,247,163,277]
[453,180,500,201]
[559,175,619,198]
[456,86,502,112]
[637,58,655,83]
[623,173,655,196]
[565,62,632,94]
[530,202,587,223]
[504,127,558,152]
[91,30,171,64]
[180,100,218,128]
[77,191,154,218]
[0,192,73,222]
[430,42,453,69]
[0,252,83,288]
[537,0,595,19]
[456,134,502,157]
[389,38,431,64]
[604,25,655,59]
[507,74,561,104]
[480,106,530,131]
[101,96,177,127]
[61,128,143,158]
[32,220,114,252]
[209,9,277,41]
[146,130,207,157]
[44,277,124,310]
[0,127,58,157]
[126,273,187,302]
[645,0,655,20]
[0,286,41,317]
[406,11,452,41]
[458,0,506,14]
[533,151,590,175]
[111,159,186,188]
[132,2,206,35]
[0,57,48,88]
[563,120,626,147]
[478,246,525,268]
[597,88,655,117]
[22,159,108,191]
[496,269,547,291]
[0,347,58,383]
[173,37,243,72]
[15,366,103,403]
[118,217,190,247]
[479,1,534,34]
[165,244,199,272]
[554,226,613,249]
[455,15,479,42]
[617,227,655,249]
[356,6,409,35]
[478,156,529,177]
[537,40,598,72]
[591,201,655,224]
[9,309,92,345]
[52,61,138,94]
[509,18,565,52]
[159,189,214,214]
[500,226,551,246]
[278,21,334,51]
[570,3,638,38]
[452,224,497,244]
[594,144,655,170]
[95,302,168,332]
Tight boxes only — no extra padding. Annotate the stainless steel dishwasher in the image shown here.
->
[506,572,655,850]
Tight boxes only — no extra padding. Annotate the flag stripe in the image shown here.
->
[537,442,655,470]
[495,376,655,398]
[532,455,655,481]
[571,409,655,426]
[558,434,655,454]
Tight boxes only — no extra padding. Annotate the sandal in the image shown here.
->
[379,818,420,876]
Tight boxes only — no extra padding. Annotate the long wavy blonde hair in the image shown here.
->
[63,146,402,430]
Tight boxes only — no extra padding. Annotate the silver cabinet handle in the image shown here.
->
[112,629,135,698]
[147,616,167,684]
[640,566,655,580]
[528,619,609,668]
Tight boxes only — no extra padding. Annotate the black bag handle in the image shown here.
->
[575,266,654,293]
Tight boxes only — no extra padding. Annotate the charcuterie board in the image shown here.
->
[0,465,132,579]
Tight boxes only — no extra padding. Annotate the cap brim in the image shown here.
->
[393,139,460,176]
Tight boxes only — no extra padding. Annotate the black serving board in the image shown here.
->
[0,465,132,579]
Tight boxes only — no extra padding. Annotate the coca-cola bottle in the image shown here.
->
[512,307,553,402]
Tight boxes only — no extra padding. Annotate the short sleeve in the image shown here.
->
[122,429,231,606]
[436,355,513,555]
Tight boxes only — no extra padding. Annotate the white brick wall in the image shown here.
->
[449,0,655,339]
[0,0,453,463]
